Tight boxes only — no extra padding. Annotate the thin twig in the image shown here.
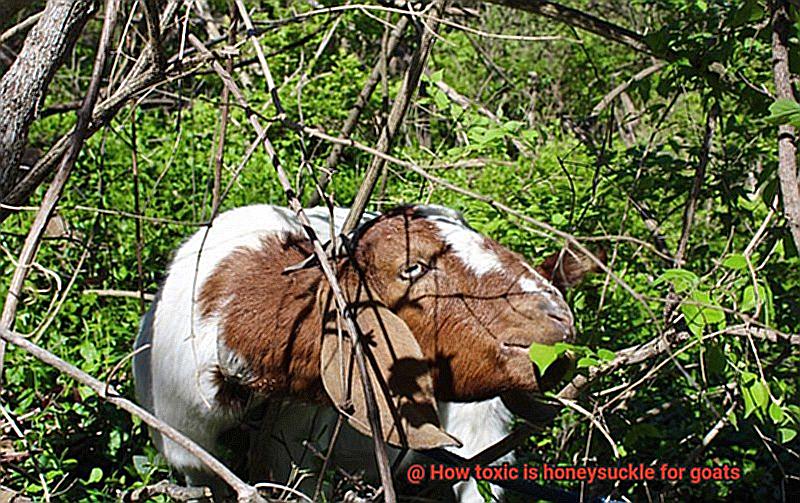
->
[0,327,265,503]
[0,0,120,384]
[591,62,666,117]
[130,112,146,315]
[341,0,448,235]
[188,31,401,502]
[306,15,410,206]
[0,11,43,46]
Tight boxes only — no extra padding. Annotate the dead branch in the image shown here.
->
[0,0,95,202]
[141,0,166,68]
[0,327,266,503]
[341,0,449,235]
[0,39,192,223]
[432,76,532,155]
[771,0,800,253]
[0,0,119,383]
[485,0,655,56]
[188,30,401,502]
[0,11,43,47]
[590,62,666,117]
[82,289,156,301]
[124,480,213,502]
[306,15,411,206]
[675,101,720,265]
[0,1,33,29]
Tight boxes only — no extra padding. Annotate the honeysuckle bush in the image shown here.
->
[1,0,798,501]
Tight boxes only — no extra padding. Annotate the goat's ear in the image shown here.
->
[318,282,461,450]
[536,246,607,292]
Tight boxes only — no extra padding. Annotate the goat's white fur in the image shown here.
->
[134,204,514,501]
[432,219,505,277]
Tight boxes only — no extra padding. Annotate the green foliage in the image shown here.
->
[765,98,800,127]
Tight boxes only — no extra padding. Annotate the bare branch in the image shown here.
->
[590,62,666,117]
[675,102,720,265]
[0,11,43,46]
[0,0,119,383]
[124,480,212,502]
[485,0,655,56]
[306,15,411,206]
[341,0,449,235]
[0,327,265,503]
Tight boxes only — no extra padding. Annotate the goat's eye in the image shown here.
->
[399,262,429,281]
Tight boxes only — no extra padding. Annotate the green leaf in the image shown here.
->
[779,428,797,443]
[88,467,103,484]
[741,371,757,384]
[656,269,698,293]
[769,402,785,424]
[722,253,747,270]
[597,348,616,362]
[529,342,566,373]
[551,213,568,226]
[765,98,800,127]
[742,386,756,418]
[133,455,151,477]
[749,379,770,409]
[731,0,764,27]
[705,345,726,375]
[433,89,450,111]
[728,411,738,430]
[577,356,598,368]
[428,69,444,82]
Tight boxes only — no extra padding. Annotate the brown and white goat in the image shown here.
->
[133,204,599,501]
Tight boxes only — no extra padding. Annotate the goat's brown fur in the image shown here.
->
[199,208,591,410]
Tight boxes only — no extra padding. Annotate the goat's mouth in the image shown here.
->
[500,341,531,357]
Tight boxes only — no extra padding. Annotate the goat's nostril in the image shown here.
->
[545,309,572,326]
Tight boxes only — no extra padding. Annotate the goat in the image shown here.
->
[133,204,600,501]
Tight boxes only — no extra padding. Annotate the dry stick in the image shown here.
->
[0,0,119,383]
[130,113,146,315]
[117,0,179,94]
[141,0,166,68]
[485,0,654,56]
[0,11,43,46]
[341,0,448,235]
[233,1,401,496]
[306,15,410,206]
[0,327,265,503]
[375,12,394,209]
[125,480,212,502]
[432,77,531,156]
[212,16,236,211]
[187,33,399,503]
[675,102,720,265]
[83,289,156,301]
[0,0,183,223]
[771,0,800,253]
[590,62,666,117]
[663,102,719,320]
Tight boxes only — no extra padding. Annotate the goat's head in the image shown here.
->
[315,205,602,449]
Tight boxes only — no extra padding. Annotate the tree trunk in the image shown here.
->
[0,0,94,202]
[771,0,800,253]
